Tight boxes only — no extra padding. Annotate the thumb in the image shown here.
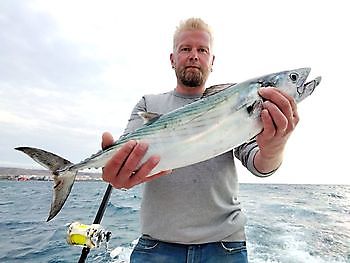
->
[101,132,114,150]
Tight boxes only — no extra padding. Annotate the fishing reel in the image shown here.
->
[66,222,111,249]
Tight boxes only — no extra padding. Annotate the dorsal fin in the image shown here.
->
[138,111,162,124]
[202,83,236,98]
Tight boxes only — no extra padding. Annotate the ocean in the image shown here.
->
[0,181,349,263]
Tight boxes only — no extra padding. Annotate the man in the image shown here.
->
[102,18,299,262]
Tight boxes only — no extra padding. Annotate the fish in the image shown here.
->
[15,67,321,221]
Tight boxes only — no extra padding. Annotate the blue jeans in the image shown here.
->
[130,235,248,263]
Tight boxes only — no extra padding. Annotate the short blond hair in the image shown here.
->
[173,18,213,51]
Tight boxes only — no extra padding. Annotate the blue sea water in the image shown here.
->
[0,181,349,263]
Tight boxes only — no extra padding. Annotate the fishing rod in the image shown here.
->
[75,142,119,262]
[77,184,113,263]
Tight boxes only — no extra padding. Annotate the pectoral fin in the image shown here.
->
[138,111,162,124]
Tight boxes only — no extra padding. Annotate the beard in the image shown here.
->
[176,67,208,88]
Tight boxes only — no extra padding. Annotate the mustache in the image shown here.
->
[185,65,201,69]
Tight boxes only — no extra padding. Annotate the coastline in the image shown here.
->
[0,167,102,181]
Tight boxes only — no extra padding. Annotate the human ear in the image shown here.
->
[170,53,175,69]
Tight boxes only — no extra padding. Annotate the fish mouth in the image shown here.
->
[297,74,322,97]
[295,67,311,89]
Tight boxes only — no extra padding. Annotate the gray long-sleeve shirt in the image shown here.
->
[123,89,272,244]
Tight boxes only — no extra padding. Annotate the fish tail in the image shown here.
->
[15,146,78,221]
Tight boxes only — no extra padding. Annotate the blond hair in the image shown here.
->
[173,18,213,51]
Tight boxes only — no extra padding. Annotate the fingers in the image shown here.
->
[126,155,162,187]
[101,140,137,184]
[101,137,170,190]
[282,90,299,125]
[273,88,299,127]
[262,100,288,136]
[259,87,299,135]
[116,142,150,185]
[260,108,276,139]
[123,167,171,189]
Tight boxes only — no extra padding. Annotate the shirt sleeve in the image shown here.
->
[234,138,277,177]
[123,96,147,135]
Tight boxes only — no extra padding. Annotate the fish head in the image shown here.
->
[257,68,321,103]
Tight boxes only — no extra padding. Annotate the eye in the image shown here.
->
[180,47,191,52]
[289,72,299,82]
[198,48,208,53]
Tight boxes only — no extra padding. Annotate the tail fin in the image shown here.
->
[15,147,78,221]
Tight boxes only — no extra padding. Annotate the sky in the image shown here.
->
[0,0,349,184]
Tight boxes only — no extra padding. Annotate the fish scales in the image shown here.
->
[15,67,321,221]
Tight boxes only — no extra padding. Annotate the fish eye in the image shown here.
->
[289,72,299,82]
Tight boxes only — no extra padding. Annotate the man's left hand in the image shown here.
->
[254,87,299,173]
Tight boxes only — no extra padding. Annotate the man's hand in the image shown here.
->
[254,87,299,173]
[101,132,171,189]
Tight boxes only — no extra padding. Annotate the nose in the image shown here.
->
[189,49,199,61]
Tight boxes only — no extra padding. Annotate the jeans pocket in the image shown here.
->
[134,237,159,251]
[220,241,247,254]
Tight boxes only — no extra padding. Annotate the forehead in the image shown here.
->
[175,30,212,49]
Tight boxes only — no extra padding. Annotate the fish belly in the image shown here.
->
[141,107,262,176]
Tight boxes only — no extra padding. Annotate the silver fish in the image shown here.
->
[15,67,321,221]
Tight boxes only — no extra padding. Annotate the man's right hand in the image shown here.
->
[101,132,171,189]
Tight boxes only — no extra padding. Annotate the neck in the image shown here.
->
[175,84,205,96]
